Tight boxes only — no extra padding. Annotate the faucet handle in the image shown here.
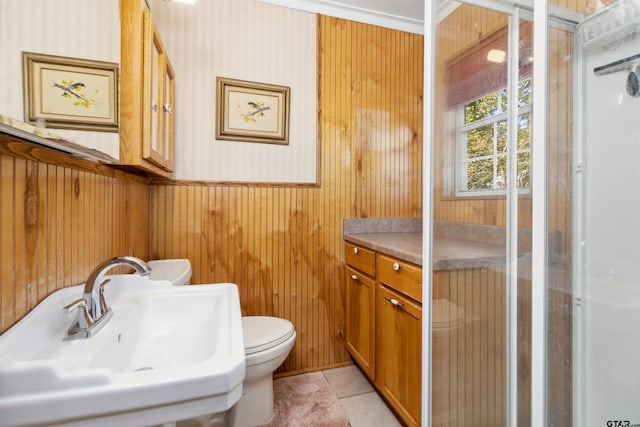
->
[99,279,111,314]
[63,297,88,314]
[63,297,94,340]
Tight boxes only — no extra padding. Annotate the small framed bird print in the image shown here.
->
[22,52,119,132]
[216,77,290,145]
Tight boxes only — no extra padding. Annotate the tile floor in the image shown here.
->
[321,365,401,427]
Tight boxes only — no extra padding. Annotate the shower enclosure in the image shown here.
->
[577,1,640,425]
[423,0,640,425]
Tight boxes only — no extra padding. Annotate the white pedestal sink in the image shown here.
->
[0,275,245,427]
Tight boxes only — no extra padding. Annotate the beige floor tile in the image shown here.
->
[339,391,401,427]
[322,365,374,398]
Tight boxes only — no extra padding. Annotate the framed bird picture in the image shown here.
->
[22,52,119,132]
[216,77,290,145]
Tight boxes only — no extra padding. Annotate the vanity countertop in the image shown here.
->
[343,218,511,270]
[344,231,509,270]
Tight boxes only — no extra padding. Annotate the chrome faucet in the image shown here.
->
[63,256,152,340]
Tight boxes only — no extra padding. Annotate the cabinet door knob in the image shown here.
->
[353,247,359,254]
[392,262,401,271]
[163,103,173,114]
[350,274,359,281]
[152,103,158,113]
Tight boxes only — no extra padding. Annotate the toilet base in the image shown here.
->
[227,373,275,427]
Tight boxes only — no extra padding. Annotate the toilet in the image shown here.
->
[227,316,296,427]
[147,259,295,427]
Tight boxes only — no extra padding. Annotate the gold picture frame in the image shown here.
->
[23,52,119,132]
[216,77,290,145]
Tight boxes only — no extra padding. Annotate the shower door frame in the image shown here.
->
[422,1,579,426]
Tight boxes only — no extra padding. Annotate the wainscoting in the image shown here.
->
[0,139,149,333]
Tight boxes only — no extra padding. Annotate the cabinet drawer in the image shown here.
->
[345,243,376,276]
[376,254,422,303]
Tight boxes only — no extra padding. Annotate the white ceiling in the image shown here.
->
[256,0,429,34]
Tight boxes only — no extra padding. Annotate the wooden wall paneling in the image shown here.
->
[93,173,102,275]
[192,186,202,286]
[432,266,512,426]
[55,166,66,291]
[61,167,72,286]
[73,170,82,284]
[485,267,496,423]
[0,149,150,334]
[24,161,36,306]
[14,158,27,322]
[467,267,477,424]
[452,268,466,425]
[1,155,15,329]
[159,185,170,261]
[46,164,57,296]
[130,179,150,259]
[150,185,162,263]
[84,173,94,284]
[431,269,450,426]
[72,169,82,283]
[169,185,179,261]
[478,267,488,424]
[517,267,533,427]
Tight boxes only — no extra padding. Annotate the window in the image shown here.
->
[456,78,531,195]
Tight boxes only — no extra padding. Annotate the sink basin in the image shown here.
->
[0,275,245,427]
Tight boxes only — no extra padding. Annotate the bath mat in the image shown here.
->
[259,371,349,427]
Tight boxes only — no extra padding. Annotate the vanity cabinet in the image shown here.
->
[120,0,175,177]
[344,243,376,379]
[376,284,422,426]
[344,242,422,427]
[375,255,422,427]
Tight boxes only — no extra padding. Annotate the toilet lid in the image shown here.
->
[242,316,295,355]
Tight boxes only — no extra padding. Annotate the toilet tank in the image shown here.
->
[147,259,192,286]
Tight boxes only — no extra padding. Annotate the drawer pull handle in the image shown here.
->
[385,296,419,319]
[350,274,359,281]
[392,262,401,271]
[387,297,404,308]
[353,247,359,254]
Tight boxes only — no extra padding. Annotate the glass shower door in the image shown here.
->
[429,3,533,425]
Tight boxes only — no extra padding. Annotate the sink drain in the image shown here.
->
[134,366,153,372]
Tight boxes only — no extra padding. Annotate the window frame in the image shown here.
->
[454,83,532,197]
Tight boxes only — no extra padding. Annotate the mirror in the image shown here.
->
[0,0,121,162]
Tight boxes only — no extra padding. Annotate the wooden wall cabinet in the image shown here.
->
[120,0,175,177]
[344,242,422,427]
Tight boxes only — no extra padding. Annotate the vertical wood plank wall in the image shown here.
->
[0,141,150,334]
[149,16,424,374]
